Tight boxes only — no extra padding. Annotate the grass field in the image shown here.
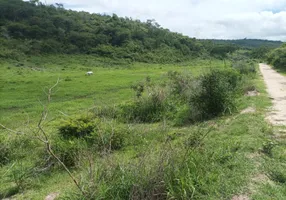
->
[1,56,285,199]
[0,55,226,127]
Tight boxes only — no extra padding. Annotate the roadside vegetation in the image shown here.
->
[267,43,286,71]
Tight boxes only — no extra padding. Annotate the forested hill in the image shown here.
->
[208,39,283,49]
[0,0,281,63]
[0,0,239,62]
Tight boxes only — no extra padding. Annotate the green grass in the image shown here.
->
[1,56,285,199]
[0,55,227,128]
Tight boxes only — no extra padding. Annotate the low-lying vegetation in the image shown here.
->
[96,55,256,126]
[2,54,285,199]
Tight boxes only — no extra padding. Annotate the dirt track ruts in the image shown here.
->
[260,63,286,125]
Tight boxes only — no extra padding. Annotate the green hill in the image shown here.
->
[0,0,282,62]
[0,0,210,62]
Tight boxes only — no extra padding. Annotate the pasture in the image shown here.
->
[1,56,285,199]
[0,55,224,127]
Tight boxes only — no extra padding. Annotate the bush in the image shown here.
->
[59,115,97,138]
[58,115,126,151]
[88,121,126,151]
[190,69,241,120]
[115,69,243,124]
[52,138,83,167]
[119,86,169,123]
[63,129,246,200]
[167,71,193,100]
[232,61,256,75]
[267,46,286,69]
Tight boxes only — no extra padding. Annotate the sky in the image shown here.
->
[41,0,286,41]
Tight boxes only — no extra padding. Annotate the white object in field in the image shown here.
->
[86,71,93,75]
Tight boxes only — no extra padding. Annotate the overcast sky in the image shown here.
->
[42,0,286,41]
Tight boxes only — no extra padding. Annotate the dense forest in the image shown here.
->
[0,0,282,63]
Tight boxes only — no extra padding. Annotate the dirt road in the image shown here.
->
[260,63,286,125]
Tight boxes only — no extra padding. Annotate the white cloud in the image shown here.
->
[42,0,286,41]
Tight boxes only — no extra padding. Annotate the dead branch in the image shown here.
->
[0,124,24,135]
[1,78,87,198]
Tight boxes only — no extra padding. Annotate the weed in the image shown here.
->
[261,140,277,157]
[0,136,10,166]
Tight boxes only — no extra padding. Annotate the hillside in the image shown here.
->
[208,39,283,49]
[3,0,277,63]
[0,0,213,62]
[1,1,283,63]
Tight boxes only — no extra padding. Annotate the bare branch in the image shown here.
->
[34,78,87,198]
[0,124,24,135]
[2,78,87,198]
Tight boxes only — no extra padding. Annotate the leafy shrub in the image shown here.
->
[171,104,190,126]
[232,61,256,75]
[0,47,24,60]
[58,115,126,151]
[59,115,97,138]
[267,46,286,69]
[88,121,126,151]
[117,69,243,124]
[119,87,168,123]
[190,69,241,120]
[167,71,193,100]
[229,51,257,75]
[53,138,83,167]
[240,76,257,94]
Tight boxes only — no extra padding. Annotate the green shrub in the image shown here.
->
[232,61,256,75]
[59,115,97,138]
[190,69,241,120]
[172,104,192,126]
[115,69,243,124]
[240,75,257,94]
[119,87,168,123]
[52,138,83,167]
[0,134,38,166]
[267,46,286,69]
[167,70,193,100]
[88,121,126,151]
[58,115,126,152]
